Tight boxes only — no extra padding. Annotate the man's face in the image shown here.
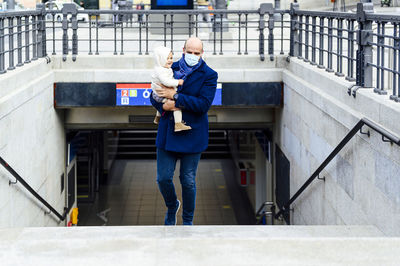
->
[183,41,203,58]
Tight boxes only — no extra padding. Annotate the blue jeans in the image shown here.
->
[157,148,201,225]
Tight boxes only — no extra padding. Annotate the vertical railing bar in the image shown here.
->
[245,13,248,55]
[88,14,92,55]
[8,17,15,70]
[304,15,309,61]
[52,14,56,55]
[188,14,192,38]
[298,15,303,59]
[317,17,324,69]
[238,13,241,55]
[336,18,340,74]
[311,16,316,65]
[95,15,99,55]
[32,15,37,60]
[139,14,142,55]
[350,20,355,80]
[398,23,400,100]
[0,18,5,74]
[213,12,216,55]
[17,16,23,67]
[347,20,352,80]
[336,18,344,77]
[380,22,385,91]
[376,23,381,90]
[25,15,30,62]
[170,14,174,51]
[163,14,167,47]
[195,14,199,37]
[120,17,124,55]
[219,13,223,55]
[280,13,284,55]
[326,17,333,72]
[145,14,149,55]
[346,19,352,80]
[114,14,117,55]
[391,23,398,101]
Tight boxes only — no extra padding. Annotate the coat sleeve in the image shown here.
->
[150,91,164,114]
[156,68,179,88]
[175,70,218,115]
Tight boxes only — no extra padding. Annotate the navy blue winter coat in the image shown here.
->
[150,60,218,153]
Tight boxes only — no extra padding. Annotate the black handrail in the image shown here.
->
[0,156,68,222]
[275,117,400,219]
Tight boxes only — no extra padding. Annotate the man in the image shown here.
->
[136,1,144,23]
[150,37,218,225]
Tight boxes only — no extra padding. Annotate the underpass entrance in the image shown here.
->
[68,127,273,226]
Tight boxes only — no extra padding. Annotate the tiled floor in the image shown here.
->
[78,159,238,226]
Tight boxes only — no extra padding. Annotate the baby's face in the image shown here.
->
[164,52,173,68]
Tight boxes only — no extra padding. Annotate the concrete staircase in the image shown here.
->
[1,225,399,265]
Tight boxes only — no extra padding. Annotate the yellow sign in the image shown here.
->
[130,90,137,97]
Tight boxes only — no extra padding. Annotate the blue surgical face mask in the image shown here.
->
[184,53,200,66]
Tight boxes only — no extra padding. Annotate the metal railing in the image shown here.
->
[275,117,400,221]
[0,3,290,68]
[290,2,400,102]
[45,3,290,61]
[1,3,400,102]
[0,155,70,222]
[0,8,45,73]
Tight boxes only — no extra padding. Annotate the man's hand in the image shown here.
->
[163,99,179,111]
[157,83,176,99]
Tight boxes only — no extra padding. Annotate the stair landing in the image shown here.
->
[1,225,399,265]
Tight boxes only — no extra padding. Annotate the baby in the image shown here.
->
[152,46,191,132]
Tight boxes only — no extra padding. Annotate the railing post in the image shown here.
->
[259,3,272,61]
[36,3,47,58]
[62,3,78,61]
[356,2,374,89]
[32,15,37,60]
[71,6,78,61]
[0,18,5,74]
[267,6,275,61]
[16,16,23,67]
[8,17,15,70]
[24,15,30,63]
[289,3,299,57]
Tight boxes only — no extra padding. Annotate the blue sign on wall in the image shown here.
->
[157,0,188,6]
[116,83,222,106]
[116,83,152,106]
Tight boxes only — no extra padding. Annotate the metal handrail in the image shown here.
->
[275,117,400,220]
[0,156,69,222]
[0,10,41,18]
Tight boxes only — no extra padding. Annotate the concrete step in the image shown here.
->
[1,225,399,265]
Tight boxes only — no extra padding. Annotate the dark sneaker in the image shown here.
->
[165,200,181,226]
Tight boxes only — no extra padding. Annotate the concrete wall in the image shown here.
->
[0,59,66,227]
[52,54,283,83]
[276,57,400,236]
